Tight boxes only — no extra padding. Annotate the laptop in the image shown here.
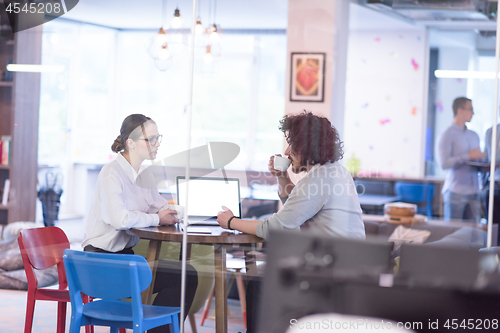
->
[176,176,242,226]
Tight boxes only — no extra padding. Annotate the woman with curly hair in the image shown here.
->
[217,111,365,333]
[217,111,365,240]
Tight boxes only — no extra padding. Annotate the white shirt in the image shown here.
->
[82,153,168,252]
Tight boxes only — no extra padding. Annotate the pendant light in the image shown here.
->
[147,0,173,71]
[210,0,220,44]
[207,0,221,57]
[194,17,204,35]
[171,7,182,29]
[199,44,215,76]
[203,45,214,64]
[209,24,219,44]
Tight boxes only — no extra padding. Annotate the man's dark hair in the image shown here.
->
[279,111,343,167]
[452,97,471,116]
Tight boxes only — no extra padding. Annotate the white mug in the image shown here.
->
[274,155,291,171]
[168,204,185,220]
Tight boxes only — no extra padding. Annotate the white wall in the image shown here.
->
[285,0,349,129]
[343,29,428,178]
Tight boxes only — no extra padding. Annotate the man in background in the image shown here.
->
[438,97,486,222]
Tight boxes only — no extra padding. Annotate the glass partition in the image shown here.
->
[32,0,500,332]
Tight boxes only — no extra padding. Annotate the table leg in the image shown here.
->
[214,244,227,333]
[141,239,162,305]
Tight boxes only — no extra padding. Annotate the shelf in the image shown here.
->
[0,81,13,87]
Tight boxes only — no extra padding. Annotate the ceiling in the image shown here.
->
[63,0,289,30]
[62,0,498,32]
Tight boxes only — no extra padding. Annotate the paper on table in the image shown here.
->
[388,225,431,250]
[179,224,212,234]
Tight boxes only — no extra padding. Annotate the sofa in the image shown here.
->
[363,219,498,248]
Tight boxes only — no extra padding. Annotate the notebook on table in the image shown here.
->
[176,176,242,226]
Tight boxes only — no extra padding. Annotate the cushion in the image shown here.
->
[0,246,23,271]
[3,222,38,242]
[0,266,58,290]
[425,227,487,248]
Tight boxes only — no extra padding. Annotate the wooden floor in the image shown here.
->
[0,219,247,333]
[0,289,246,333]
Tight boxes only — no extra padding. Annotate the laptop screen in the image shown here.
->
[176,177,242,218]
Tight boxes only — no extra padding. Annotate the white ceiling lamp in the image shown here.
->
[172,7,182,30]
[435,70,498,79]
[199,44,215,76]
[203,45,214,64]
[147,0,173,71]
[6,64,65,73]
[194,17,204,35]
[209,0,220,45]
[207,0,221,57]
[209,24,220,44]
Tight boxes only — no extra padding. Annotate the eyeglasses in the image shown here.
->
[139,134,163,146]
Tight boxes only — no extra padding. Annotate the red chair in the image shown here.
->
[17,227,101,333]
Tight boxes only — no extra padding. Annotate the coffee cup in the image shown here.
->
[274,155,291,171]
[168,204,185,220]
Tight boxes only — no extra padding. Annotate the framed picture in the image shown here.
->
[290,52,326,102]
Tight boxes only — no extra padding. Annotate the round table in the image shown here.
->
[131,224,264,333]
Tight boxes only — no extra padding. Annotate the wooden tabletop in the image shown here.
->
[131,224,264,244]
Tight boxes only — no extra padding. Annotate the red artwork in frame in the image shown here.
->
[290,52,326,102]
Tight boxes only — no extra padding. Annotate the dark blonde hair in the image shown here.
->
[111,114,153,153]
[452,97,471,116]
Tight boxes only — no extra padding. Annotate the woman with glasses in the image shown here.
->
[82,114,198,333]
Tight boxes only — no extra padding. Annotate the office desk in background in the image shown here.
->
[358,194,401,207]
[131,225,264,333]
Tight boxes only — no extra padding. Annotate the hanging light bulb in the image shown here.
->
[209,24,219,44]
[203,45,214,64]
[155,43,173,71]
[194,17,204,35]
[159,43,171,60]
[171,8,182,29]
[155,28,167,49]
[148,27,169,58]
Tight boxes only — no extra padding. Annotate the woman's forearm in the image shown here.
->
[277,175,295,197]
[231,218,260,236]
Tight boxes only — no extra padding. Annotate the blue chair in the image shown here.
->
[394,182,435,218]
[63,249,180,333]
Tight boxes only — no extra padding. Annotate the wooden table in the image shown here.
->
[131,225,264,333]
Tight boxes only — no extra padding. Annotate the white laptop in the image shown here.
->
[176,176,242,226]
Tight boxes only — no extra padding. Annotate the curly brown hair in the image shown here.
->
[279,111,343,167]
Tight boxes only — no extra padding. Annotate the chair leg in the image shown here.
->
[110,328,119,333]
[200,285,215,326]
[23,290,36,333]
[83,294,95,333]
[188,313,197,333]
[56,301,67,333]
[119,328,126,333]
[235,271,247,328]
[171,315,180,333]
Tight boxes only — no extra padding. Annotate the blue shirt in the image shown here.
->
[438,124,481,195]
